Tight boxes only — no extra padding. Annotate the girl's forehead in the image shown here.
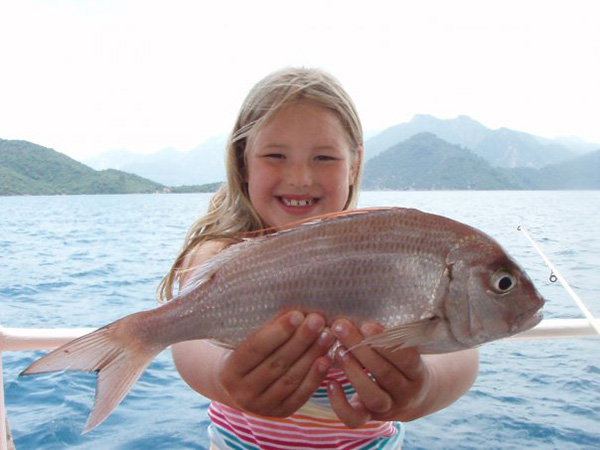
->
[251,101,350,145]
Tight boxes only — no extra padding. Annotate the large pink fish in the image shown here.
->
[21,207,544,432]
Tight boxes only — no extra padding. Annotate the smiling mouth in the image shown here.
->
[279,197,317,207]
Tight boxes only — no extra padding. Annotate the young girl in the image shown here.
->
[158,67,479,449]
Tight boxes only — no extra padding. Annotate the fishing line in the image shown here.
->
[517,225,600,336]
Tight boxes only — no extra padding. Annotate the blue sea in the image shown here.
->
[1,191,599,449]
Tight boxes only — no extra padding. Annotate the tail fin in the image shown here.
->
[20,316,162,433]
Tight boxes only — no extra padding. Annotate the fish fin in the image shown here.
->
[352,317,441,352]
[20,314,161,433]
[207,339,236,350]
[241,207,396,237]
[268,207,392,232]
[179,239,255,296]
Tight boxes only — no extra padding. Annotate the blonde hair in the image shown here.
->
[157,67,364,302]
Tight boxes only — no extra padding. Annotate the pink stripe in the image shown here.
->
[214,403,390,438]
[247,419,392,439]
[208,393,399,449]
[338,439,375,450]
[211,409,386,449]
[210,402,396,435]
[209,410,262,446]
[249,435,372,450]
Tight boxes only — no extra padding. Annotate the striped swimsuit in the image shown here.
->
[208,369,405,450]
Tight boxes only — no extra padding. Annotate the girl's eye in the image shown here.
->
[264,153,285,159]
[315,155,337,161]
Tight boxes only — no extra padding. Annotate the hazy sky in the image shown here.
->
[1,0,599,160]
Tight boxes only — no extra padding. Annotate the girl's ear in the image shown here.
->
[349,145,363,184]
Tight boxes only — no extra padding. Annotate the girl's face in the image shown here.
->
[245,101,359,228]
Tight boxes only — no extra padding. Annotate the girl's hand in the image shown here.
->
[215,311,335,417]
[328,319,431,428]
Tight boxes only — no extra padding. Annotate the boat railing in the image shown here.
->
[1,327,94,450]
[1,320,599,450]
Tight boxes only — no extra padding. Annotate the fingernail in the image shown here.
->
[360,323,378,337]
[289,311,304,327]
[332,320,348,338]
[318,329,334,347]
[317,359,330,375]
[306,314,325,332]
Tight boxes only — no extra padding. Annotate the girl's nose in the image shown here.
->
[286,162,313,187]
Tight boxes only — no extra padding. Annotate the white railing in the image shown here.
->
[1,320,599,450]
[1,327,95,450]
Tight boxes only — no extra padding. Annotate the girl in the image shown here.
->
[158,67,479,449]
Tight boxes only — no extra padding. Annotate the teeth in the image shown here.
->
[282,198,315,207]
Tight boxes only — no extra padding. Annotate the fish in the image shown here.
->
[20,207,545,432]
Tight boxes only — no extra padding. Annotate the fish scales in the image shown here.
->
[142,209,492,347]
[21,207,545,432]
[161,209,478,346]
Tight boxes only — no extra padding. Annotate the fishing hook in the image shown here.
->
[517,226,558,283]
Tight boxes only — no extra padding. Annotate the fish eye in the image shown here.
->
[491,269,517,294]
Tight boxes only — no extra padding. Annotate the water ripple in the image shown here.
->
[2,191,599,449]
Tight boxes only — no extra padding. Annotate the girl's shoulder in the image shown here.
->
[180,239,233,284]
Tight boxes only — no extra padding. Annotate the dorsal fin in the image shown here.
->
[177,238,256,297]
[242,207,393,237]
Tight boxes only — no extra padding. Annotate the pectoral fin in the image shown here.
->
[352,317,441,352]
[207,339,236,350]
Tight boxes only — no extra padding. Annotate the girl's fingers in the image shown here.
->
[327,380,371,429]
[261,327,334,396]
[331,319,432,421]
[220,311,335,415]
[244,313,329,389]
[229,310,307,375]
[359,323,425,382]
[274,354,332,414]
[334,344,393,414]
[332,319,407,413]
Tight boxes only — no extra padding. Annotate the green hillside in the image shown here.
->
[363,133,515,190]
[0,139,165,195]
[536,149,600,189]
[3,135,598,196]
[497,150,600,189]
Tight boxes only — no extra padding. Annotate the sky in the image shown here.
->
[1,0,599,160]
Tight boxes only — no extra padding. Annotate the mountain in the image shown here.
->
[84,135,227,186]
[81,115,598,186]
[362,133,600,191]
[475,128,574,168]
[365,115,489,160]
[536,149,600,189]
[364,115,593,169]
[363,133,514,190]
[498,149,600,190]
[0,139,165,195]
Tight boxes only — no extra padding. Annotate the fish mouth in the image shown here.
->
[513,304,544,333]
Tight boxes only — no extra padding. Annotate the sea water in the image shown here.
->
[1,191,599,449]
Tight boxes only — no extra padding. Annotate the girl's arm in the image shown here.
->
[170,240,335,416]
[327,319,479,427]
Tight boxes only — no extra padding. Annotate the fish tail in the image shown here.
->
[20,314,161,433]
